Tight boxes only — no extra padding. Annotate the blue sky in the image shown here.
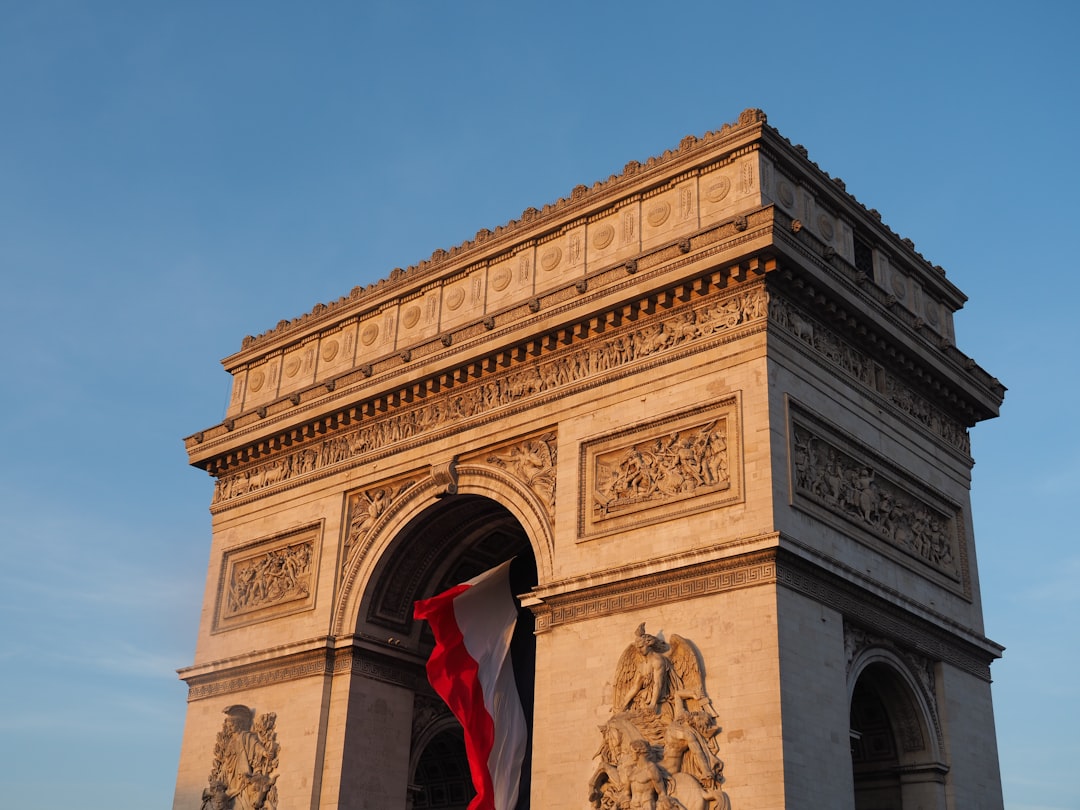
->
[0,2,1076,808]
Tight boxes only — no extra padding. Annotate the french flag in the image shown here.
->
[413,560,527,810]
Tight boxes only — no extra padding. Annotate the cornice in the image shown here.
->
[179,635,427,701]
[766,224,1004,425]
[220,110,971,378]
[775,547,1001,681]
[186,112,1005,468]
[188,212,780,475]
[756,129,968,310]
[528,545,1001,682]
[525,532,783,607]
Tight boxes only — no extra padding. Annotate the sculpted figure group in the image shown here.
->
[203,705,279,810]
[769,296,970,455]
[225,543,313,616]
[595,422,729,515]
[589,625,731,810]
[792,426,956,573]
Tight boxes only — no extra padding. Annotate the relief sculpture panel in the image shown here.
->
[214,525,320,632]
[342,477,422,580]
[485,431,558,520]
[769,295,970,455]
[202,705,279,810]
[788,405,967,593]
[582,399,741,538]
[589,624,731,810]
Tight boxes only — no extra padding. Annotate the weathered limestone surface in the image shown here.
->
[174,109,1005,810]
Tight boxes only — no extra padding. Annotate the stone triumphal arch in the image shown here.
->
[173,109,1006,809]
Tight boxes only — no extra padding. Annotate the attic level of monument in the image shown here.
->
[185,110,1003,480]
[190,230,995,490]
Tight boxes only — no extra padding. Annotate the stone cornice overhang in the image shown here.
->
[766,220,1003,427]
[185,108,1003,472]
[185,210,782,476]
[178,633,427,700]
[178,540,1002,698]
[186,114,782,472]
[527,543,1002,682]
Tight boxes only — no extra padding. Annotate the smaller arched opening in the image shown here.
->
[849,658,948,810]
[408,726,472,810]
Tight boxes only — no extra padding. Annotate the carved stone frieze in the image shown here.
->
[204,705,279,810]
[530,546,996,682]
[582,400,741,537]
[769,295,971,454]
[184,644,424,701]
[595,421,729,513]
[185,650,332,701]
[485,432,557,519]
[589,624,732,810]
[214,525,320,631]
[211,285,768,508]
[789,412,964,586]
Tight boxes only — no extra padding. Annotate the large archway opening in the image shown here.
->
[366,494,537,810]
[849,661,947,810]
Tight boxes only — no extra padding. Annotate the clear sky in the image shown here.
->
[0,2,1075,808]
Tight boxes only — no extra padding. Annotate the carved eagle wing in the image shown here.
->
[611,641,644,712]
[667,634,708,711]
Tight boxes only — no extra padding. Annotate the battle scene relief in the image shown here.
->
[789,411,964,586]
[215,525,320,631]
[583,400,741,537]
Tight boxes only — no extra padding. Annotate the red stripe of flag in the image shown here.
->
[413,560,526,810]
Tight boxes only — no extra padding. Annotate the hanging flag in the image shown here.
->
[413,560,527,810]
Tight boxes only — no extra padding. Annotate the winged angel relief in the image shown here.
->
[588,624,731,810]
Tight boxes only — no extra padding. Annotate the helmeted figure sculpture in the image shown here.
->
[589,624,731,810]
[202,705,279,810]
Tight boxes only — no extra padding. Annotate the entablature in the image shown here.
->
[764,220,1004,429]
[186,109,1004,479]
[186,204,781,478]
[214,110,777,418]
[194,269,777,510]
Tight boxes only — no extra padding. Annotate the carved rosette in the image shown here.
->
[204,705,279,810]
[211,285,768,508]
[589,624,731,810]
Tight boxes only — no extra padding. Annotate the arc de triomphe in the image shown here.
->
[173,109,1005,810]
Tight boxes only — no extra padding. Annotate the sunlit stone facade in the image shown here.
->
[174,110,1005,810]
